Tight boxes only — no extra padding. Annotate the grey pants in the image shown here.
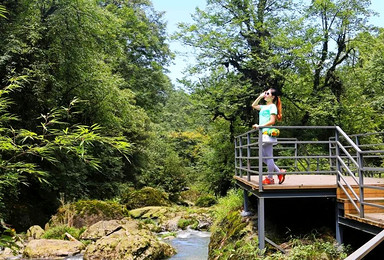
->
[262,143,280,179]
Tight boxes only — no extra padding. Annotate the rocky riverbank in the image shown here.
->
[0,201,213,259]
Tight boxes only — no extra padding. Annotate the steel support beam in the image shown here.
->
[258,197,265,250]
[336,200,343,245]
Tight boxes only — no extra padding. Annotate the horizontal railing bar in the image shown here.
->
[349,131,384,138]
[360,150,384,154]
[357,144,384,148]
[361,202,384,210]
[278,140,336,144]
[235,167,337,175]
[236,155,337,160]
[235,126,337,138]
[362,185,384,191]
[362,167,384,172]
[237,141,339,147]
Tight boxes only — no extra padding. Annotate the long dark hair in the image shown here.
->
[270,88,282,121]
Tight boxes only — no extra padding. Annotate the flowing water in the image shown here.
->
[64,229,211,260]
[6,229,210,260]
[166,228,211,260]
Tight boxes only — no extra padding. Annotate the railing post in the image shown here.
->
[294,141,298,171]
[234,138,238,176]
[247,132,251,182]
[239,136,243,178]
[335,129,341,183]
[329,137,333,171]
[258,129,263,192]
[358,151,364,218]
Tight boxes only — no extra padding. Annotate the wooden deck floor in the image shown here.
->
[234,174,384,190]
[234,174,384,229]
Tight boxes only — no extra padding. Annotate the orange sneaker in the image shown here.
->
[262,178,275,185]
[278,169,286,184]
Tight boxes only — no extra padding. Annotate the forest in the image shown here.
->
[0,0,384,257]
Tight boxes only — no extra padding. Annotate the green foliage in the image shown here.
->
[0,4,6,19]
[209,210,250,260]
[209,191,349,259]
[139,133,187,200]
[0,0,174,230]
[212,189,243,228]
[159,231,177,239]
[195,118,235,196]
[72,200,128,219]
[49,199,129,228]
[177,218,199,230]
[0,219,20,253]
[121,187,172,210]
[42,225,85,240]
[195,194,217,207]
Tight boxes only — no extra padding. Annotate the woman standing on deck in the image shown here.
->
[252,88,286,185]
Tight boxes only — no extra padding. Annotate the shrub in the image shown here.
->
[180,189,201,204]
[213,189,243,225]
[48,200,129,228]
[177,218,199,230]
[42,225,85,240]
[121,187,172,210]
[195,194,217,207]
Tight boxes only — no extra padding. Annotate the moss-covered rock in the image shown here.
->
[80,219,136,241]
[180,189,201,205]
[47,200,129,228]
[122,187,172,209]
[26,225,45,240]
[129,206,214,232]
[129,206,171,219]
[23,239,85,259]
[83,224,175,260]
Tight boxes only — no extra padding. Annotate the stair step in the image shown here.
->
[342,199,384,214]
[338,197,384,202]
[337,187,384,199]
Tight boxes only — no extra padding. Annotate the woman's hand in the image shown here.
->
[252,124,259,129]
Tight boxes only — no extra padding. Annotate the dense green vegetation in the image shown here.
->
[209,189,349,259]
[0,1,384,255]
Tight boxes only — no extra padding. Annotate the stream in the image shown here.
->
[63,229,211,260]
[166,228,211,260]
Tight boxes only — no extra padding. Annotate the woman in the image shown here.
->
[252,88,286,185]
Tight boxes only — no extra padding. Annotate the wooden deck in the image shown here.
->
[234,174,384,228]
[234,174,384,190]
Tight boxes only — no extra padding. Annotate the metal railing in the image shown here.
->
[234,126,384,217]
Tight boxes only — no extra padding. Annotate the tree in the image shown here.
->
[0,0,174,229]
[176,0,295,129]
[0,77,131,230]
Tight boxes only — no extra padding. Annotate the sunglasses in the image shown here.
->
[264,92,271,96]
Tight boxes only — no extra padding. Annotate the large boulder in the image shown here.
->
[80,219,136,241]
[23,239,85,258]
[83,222,175,260]
[26,225,45,240]
[129,206,172,219]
